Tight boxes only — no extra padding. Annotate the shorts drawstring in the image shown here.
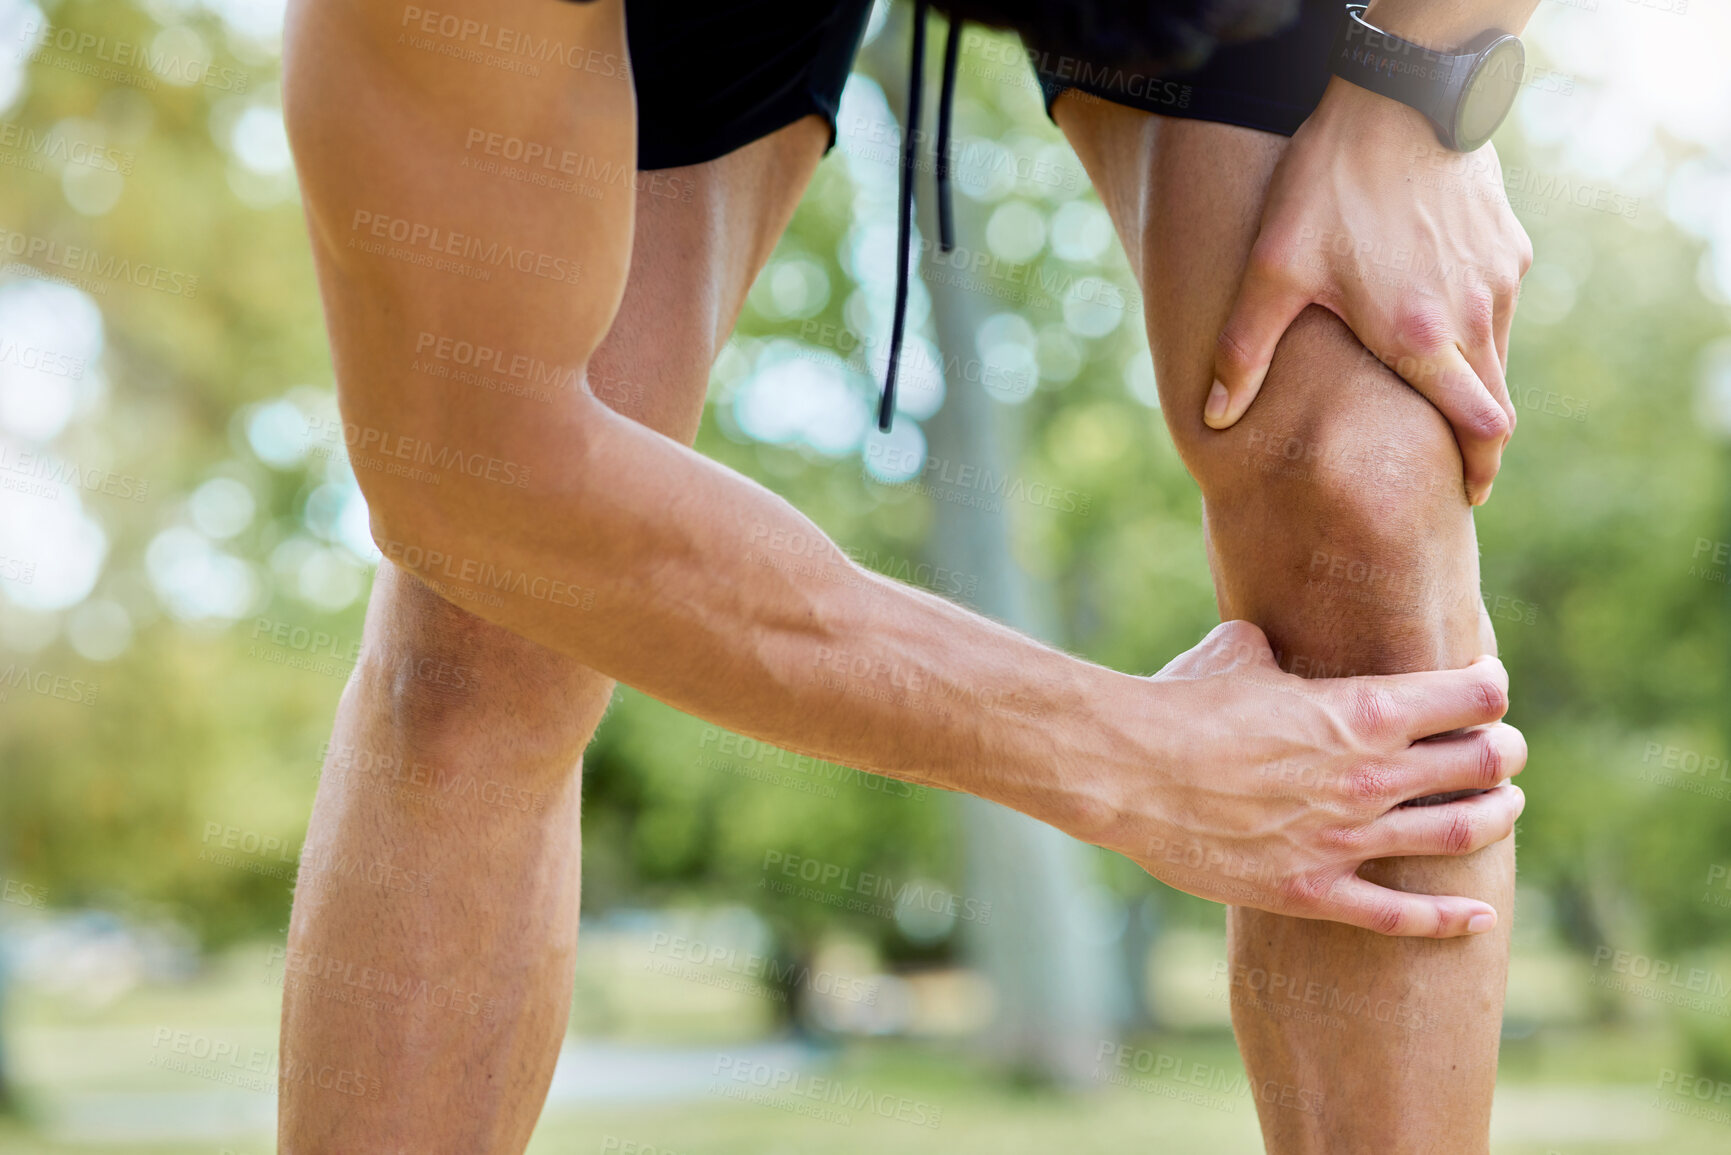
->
[879,2,961,433]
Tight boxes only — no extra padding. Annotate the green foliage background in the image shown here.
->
[0,0,1726,1061]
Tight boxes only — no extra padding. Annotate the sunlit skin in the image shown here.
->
[279,0,1530,1151]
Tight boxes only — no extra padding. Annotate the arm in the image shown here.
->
[286,0,1525,936]
[1207,0,1541,503]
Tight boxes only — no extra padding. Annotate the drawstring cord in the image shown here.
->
[878,3,962,433]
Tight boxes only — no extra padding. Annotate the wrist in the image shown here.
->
[1310,74,1437,147]
[1012,665,1165,851]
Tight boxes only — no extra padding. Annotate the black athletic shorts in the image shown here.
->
[1031,0,1341,137]
[626,0,876,170]
[618,0,1339,171]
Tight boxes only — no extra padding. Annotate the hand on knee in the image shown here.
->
[1184,308,1483,673]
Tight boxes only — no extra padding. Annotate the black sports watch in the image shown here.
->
[1330,3,1525,152]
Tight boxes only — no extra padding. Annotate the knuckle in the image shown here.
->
[1365,901,1407,937]
[1512,226,1535,275]
[1247,235,1300,282]
[1461,398,1512,444]
[1440,811,1477,856]
[1276,870,1334,913]
[1476,734,1505,788]
[1217,619,1268,651]
[1475,677,1510,721]
[1461,288,1496,336]
[1346,763,1394,807]
[1392,303,1454,354]
[1348,684,1403,740]
[1323,822,1370,856]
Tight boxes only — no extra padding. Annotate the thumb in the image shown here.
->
[1207,265,1312,430]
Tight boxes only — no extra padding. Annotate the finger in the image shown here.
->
[1395,722,1528,799]
[1415,342,1509,505]
[1458,336,1515,503]
[1347,655,1510,742]
[1208,257,1313,430]
[1363,783,1525,860]
[1319,876,1502,938]
[1342,285,1511,504]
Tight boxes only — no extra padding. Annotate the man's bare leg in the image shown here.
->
[1057,101,1513,1153]
[277,107,831,1153]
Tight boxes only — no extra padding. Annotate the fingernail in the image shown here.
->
[1204,380,1229,425]
[1467,912,1496,935]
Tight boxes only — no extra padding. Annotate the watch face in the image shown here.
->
[1456,37,1524,151]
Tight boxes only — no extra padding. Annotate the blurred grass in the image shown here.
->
[0,941,1727,1154]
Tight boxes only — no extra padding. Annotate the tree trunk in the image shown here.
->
[860,8,1124,1084]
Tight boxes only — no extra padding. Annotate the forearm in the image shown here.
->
[380,397,1131,837]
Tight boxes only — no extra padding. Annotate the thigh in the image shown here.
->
[588,115,831,440]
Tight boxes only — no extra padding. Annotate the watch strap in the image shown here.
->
[1329,3,1469,131]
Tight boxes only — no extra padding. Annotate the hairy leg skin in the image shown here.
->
[276,99,830,1155]
[1056,99,1513,1153]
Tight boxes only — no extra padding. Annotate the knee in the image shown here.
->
[353,565,611,770]
[1194,309,1466,522]
[1181,308,1480,666]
